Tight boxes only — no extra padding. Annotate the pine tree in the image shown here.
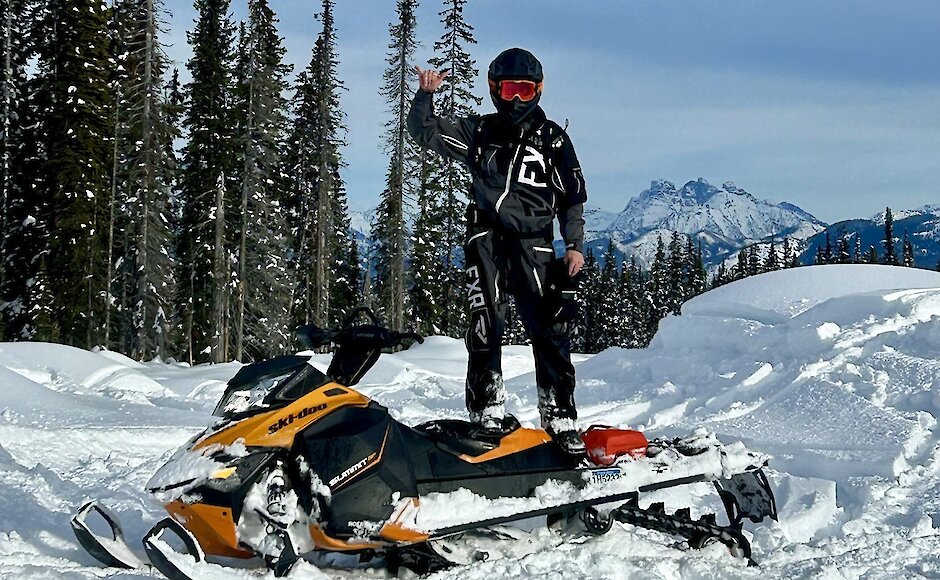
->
[0,0,41,340]
[283,1,348,329]
[747,245,760,276]
[408,165,445,334]
[686,239,706,298]
[577,249,601,353]
[597,240,620,347]
[882,207,896,265]
[711,261,728,288]
[34,0,114,348]
[647,235,669,340]
[112,0,177,360]
[902,230,914,268]
[620,256,645,348]
[866,245,878,264]
[837,235,850,264]
[373,0,419,332]
[176,0,236,363]
[315,0,347,326]
[428,0,479,336]
[229,0,292,361]
[734,249,748,279]
[853,233,862,264]
[665,231,684,316]
[328,184,360,325]
[781,237,793,268]
[763,239,779,272]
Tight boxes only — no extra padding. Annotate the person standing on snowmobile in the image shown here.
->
[407,48,587,455]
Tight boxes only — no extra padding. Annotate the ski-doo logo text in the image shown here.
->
[267,403,328,434]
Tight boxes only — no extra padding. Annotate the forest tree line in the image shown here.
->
[0,0,931,363]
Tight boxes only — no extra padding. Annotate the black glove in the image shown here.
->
[545,258,581,323]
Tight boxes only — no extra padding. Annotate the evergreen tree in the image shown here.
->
[661,231,683,315]
[577,249,601,353]
[837,235,851,264]
[763,239,779,272]
[781,237,794,268]
[34,0,114,348]
[853,233,862,264]
[902,230,914,267]
[814,245,825,266]
[373,0,419,332]
[882,207,896,265]
[711,261,728,288]
[230,0,292,360]
[427,0,479,335]
[747,245,760,276]
[408,167,445,334]
[597,240,621,347]
[734,249,748,280]
[621,256,645,348]
[175,0,236,363]
[646,235,669,339]
[0,0,44,340]
[866,245,878,264]
[284,1,348,329]
[112,0,177,360]
[328,184,360,325]
[686,239,706,299]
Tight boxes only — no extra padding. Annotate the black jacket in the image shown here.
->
[407,89,586,253]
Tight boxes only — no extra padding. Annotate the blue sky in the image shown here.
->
[163,0,940,224]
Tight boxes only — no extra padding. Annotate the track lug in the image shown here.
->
[698,513,717,526]
[673,508,691,520]
[648,502,665,513]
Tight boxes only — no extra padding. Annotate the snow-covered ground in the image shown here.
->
[3,264,940,579]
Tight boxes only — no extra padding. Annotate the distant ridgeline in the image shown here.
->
[579,178,828,271]
[798,208,940,270]
[575,179,939,273]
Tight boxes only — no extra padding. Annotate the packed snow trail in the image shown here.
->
[2,264,940,578]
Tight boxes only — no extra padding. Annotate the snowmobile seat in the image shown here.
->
[414,417,521,457]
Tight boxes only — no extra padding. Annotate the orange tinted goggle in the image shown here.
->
[489,79,542,102]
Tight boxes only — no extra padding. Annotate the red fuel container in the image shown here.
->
[581,426,648,466]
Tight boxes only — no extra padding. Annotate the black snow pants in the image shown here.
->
[463,205,577,427]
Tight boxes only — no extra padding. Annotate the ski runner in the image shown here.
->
[408,48,588,455]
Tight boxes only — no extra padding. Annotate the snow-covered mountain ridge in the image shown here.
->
[584,178,827,267]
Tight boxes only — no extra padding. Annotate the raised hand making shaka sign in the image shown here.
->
[415,66,450,93]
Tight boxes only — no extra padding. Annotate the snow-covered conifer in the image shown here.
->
[373,0,419,332]
[230,0,292,361]
[427,0,479,336]
[175,0,236,363]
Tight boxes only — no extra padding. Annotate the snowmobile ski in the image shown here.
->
[70,500,143,569]
[142,517,205,580]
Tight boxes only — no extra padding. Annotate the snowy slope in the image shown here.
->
[3,265,940,578]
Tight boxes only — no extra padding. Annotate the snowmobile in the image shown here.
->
[72,307,777,579]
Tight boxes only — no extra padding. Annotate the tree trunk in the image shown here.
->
[211,175,227,362]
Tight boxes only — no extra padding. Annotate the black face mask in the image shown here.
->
[491,92,541,125]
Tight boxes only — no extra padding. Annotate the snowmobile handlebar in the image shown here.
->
[296,307,424,351]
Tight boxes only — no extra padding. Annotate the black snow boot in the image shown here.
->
[546,420,586,457]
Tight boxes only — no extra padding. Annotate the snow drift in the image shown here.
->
[2,264,940,578]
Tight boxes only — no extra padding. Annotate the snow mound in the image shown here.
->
[3,264,940,578]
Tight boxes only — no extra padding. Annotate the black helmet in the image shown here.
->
[488,48,543,125]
